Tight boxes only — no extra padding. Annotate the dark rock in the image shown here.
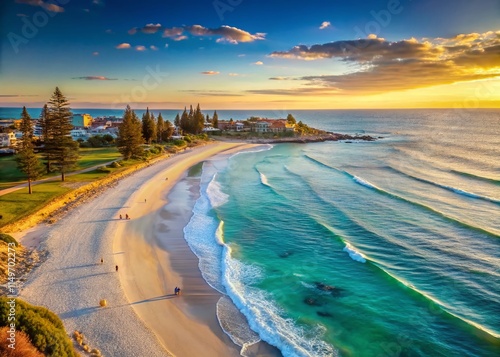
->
[278,250,293,258]
[315,282,343,297]
[304,297,323,306]
[316,311,333,318]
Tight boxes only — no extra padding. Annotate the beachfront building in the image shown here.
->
[0,132,17,147]
[250,119,295,133]
[251,120,271,133]
[72,114,93,128]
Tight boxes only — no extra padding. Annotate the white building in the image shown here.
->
[0,132,17,147]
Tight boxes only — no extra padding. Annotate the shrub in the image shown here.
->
[0,327,44,357]
[97,166,111,173]
[0,233,18,247]
[0,298,78,357]
[109,161,121,168]
[172,139,186,147]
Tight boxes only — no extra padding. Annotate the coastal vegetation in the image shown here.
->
[39,88,79,181]
[0,297,78,357]
[16,107,43,194]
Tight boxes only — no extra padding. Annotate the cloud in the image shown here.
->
[164,44,169,48]
[135,45,147,51]
[238,54,246,57]
[150,45,159,51]
[16,13,27,17]
[319,21,331,30]
[105,29,113,34]
[269,76,292,80]
[116,43,131,49]
[181,90,243,97]
[201,71,220,75]
[162,27,184,38]
[265,30,500,95]
[130,23,163,35]
[228,73,239,76]
[83,8,90,13]
[254,61,264,65]
[173,35,188,41]
[185,25,265,43]
[0,94,38,97]
[92,52,99,56]
[72,76,117,81]
[16,0,64,12]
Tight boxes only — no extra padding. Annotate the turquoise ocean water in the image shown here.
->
[183,109,499,356]
[2,107,498,356]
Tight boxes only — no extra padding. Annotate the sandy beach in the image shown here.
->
[16,142,275,357]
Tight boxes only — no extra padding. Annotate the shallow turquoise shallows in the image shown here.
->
[183,109,500,357]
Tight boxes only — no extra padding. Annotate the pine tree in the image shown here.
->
[16,107,43,194]
[163,120,175,140]
[38,104,50,142]
[174,113,180,128]
[156,113,164,142]
[38,103,53,173]
[213,110,219,128]
[206,114,210,123]
[142,108,155,144]
[180,107,189,134]
[193,103,204,134]
[150,112,157,143]
[117,105,144,159]
[45,87,79,181]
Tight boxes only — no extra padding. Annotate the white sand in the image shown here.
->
[18,142,260,357]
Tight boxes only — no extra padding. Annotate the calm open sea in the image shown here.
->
[3,107,499,356]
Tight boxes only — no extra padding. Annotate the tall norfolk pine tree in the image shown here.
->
[156,113,165,142]
[117,105,144,160]
[141,108,156,144]
[45,87,79,182]
[38,103,53,173]
[16,107,43,194]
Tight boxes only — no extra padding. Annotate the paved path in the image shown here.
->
[0,161,116,196]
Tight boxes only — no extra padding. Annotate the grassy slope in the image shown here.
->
[0,157,145,228]
[0,147,120,190]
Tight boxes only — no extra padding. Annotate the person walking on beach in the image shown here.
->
[119,214,122,220]
[145,198,147,203]
[100,258,103,264]
[125,214,129,220]
[115,265,118,272]
[174,287,178,295]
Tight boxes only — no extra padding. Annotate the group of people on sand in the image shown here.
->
[99,257,119,272]
[174,287,181,295]
[119,214,130,220]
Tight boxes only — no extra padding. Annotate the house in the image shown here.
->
[251,120,270,133]
[72,114,93,128]
[0,132,17,147]
[251,119,295,133]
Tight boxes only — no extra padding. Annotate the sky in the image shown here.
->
[0,0,499,109]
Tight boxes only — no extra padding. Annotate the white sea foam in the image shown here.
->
[221,246,337,357]
[343,243,367,263]
[207,173,229,208]
[259,171,271,187]
[216,296,261,355]
[352,175,378,190]
[229,144,274,159]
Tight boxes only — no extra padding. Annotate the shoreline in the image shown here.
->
[16,142,273,357]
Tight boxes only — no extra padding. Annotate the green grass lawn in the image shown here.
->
[75,147,121,170]
[0,182,71,227]
[0,147,121,190]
